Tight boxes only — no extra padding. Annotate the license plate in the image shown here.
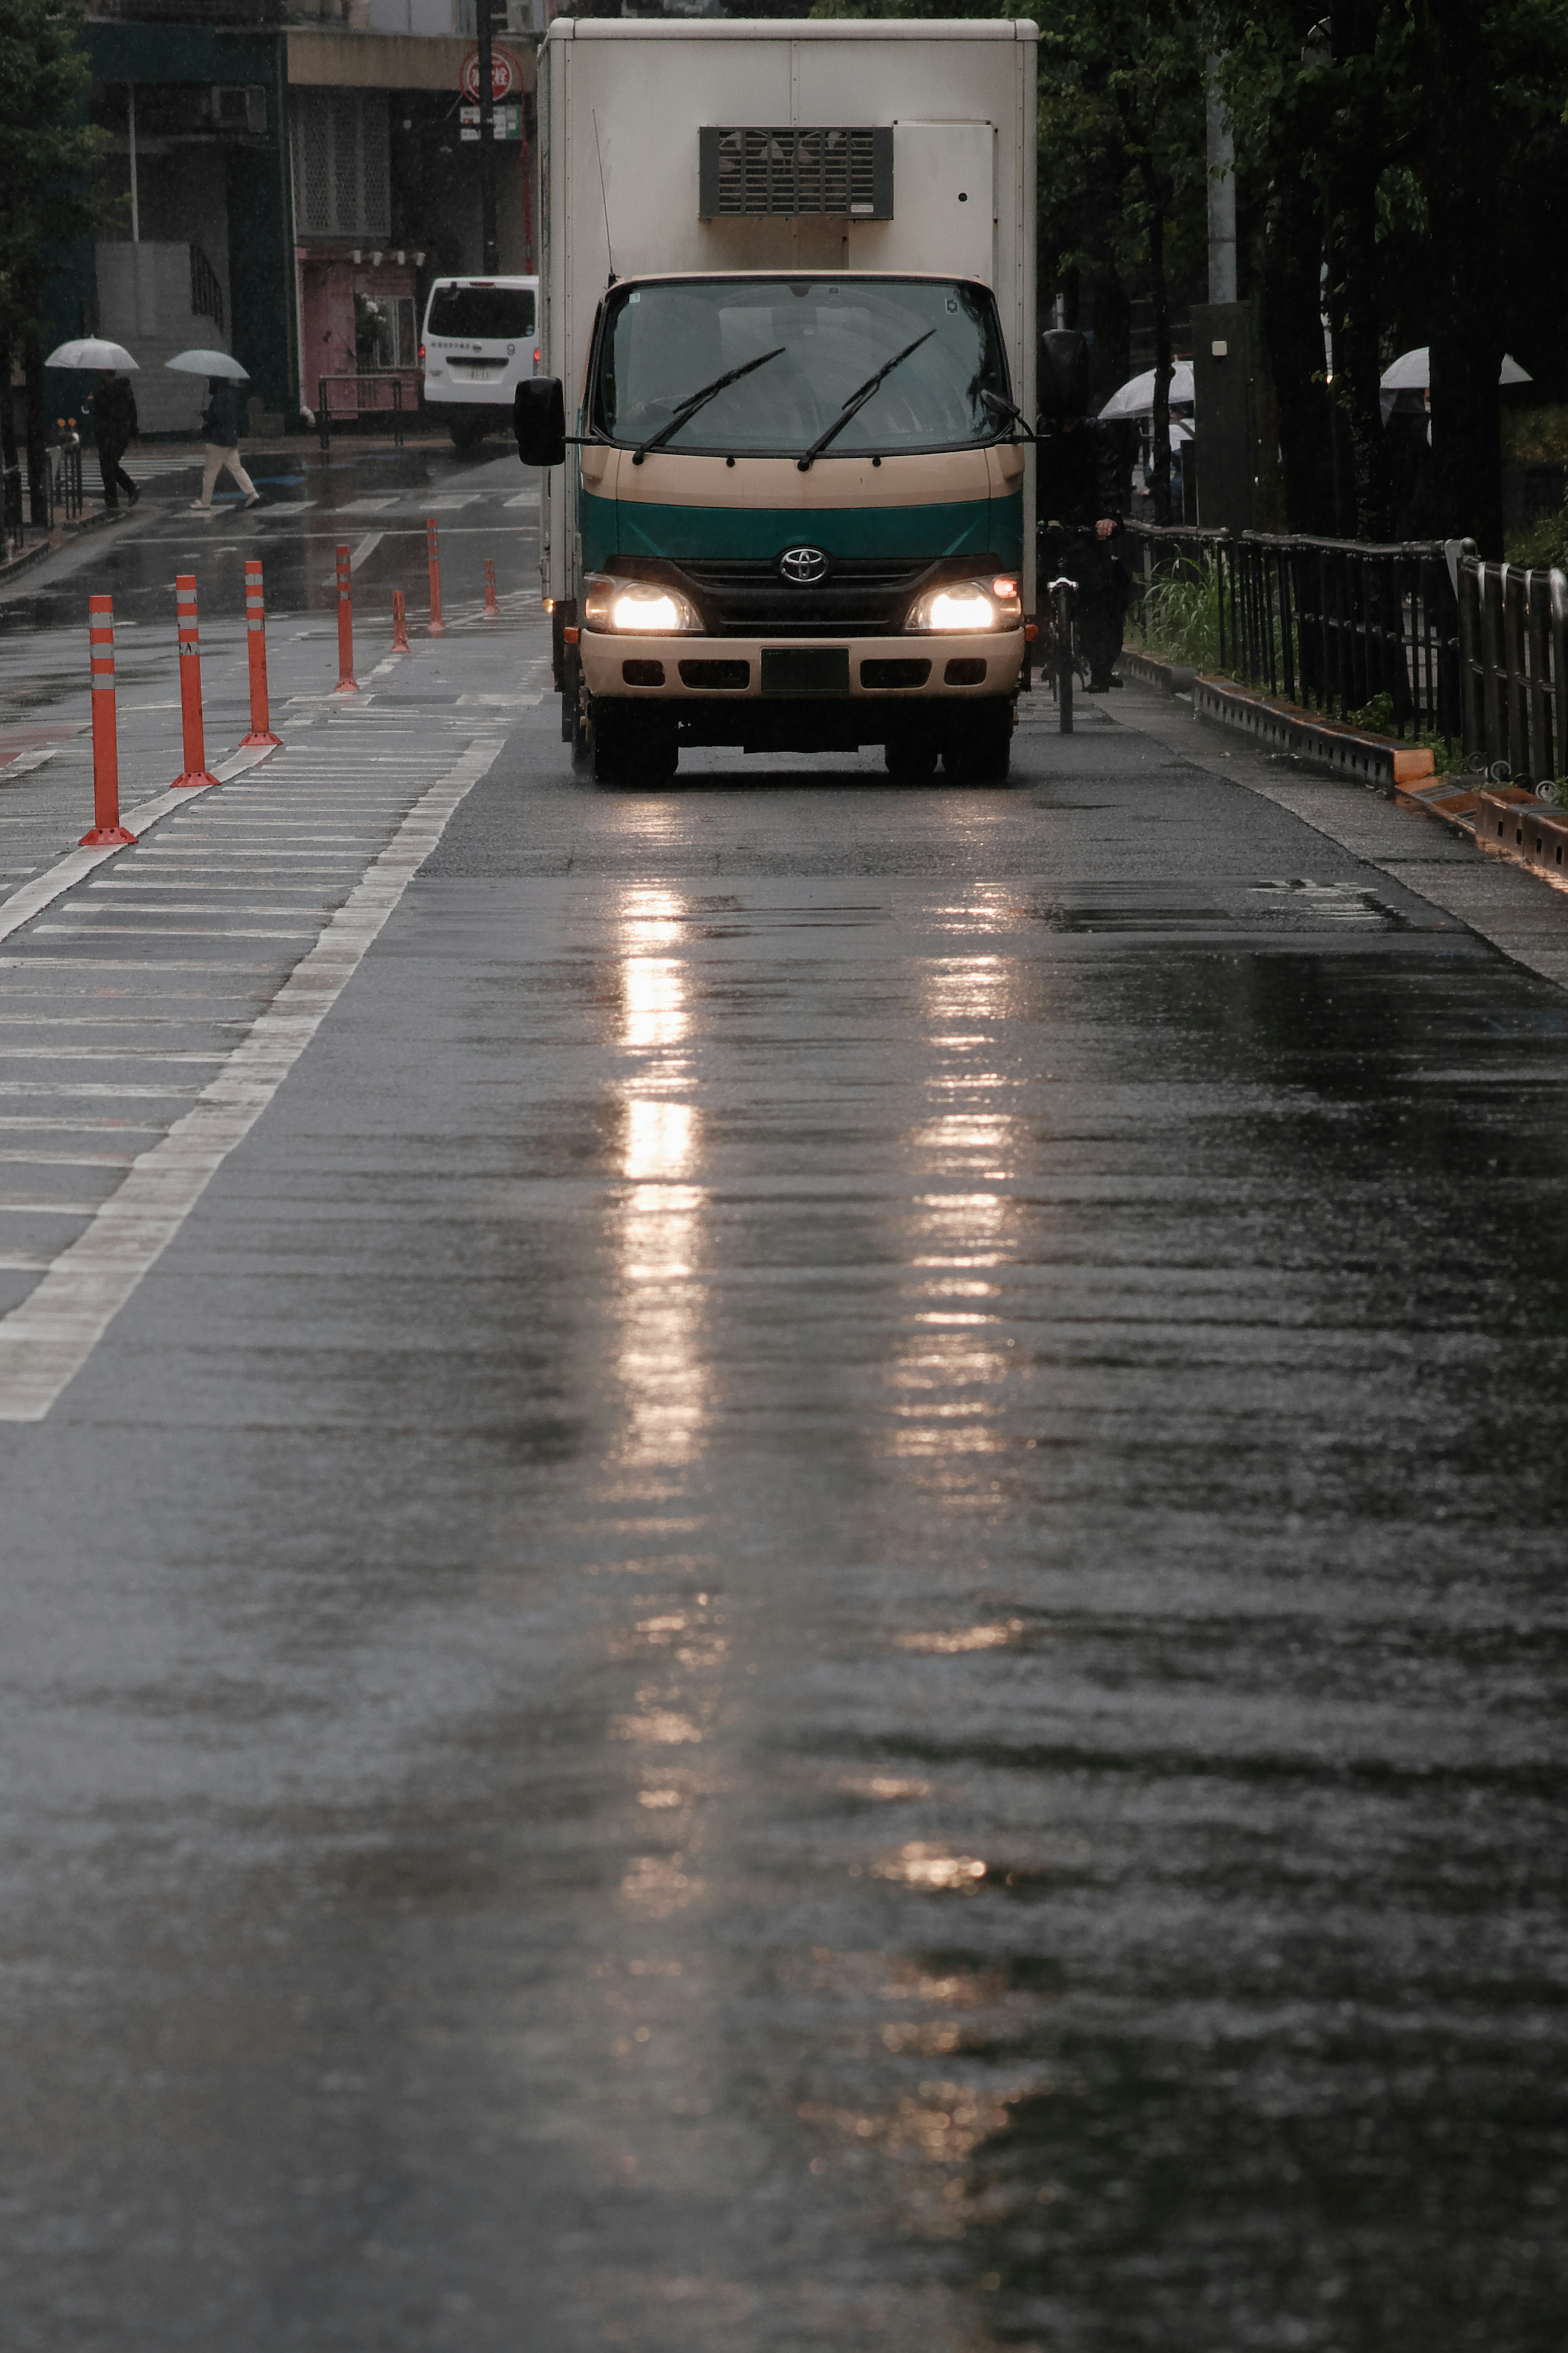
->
[761,647,850,696]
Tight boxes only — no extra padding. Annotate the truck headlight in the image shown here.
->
[906,576,1022,632]
[583,574,700,634]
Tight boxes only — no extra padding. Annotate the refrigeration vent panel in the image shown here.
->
[699,127,893,221]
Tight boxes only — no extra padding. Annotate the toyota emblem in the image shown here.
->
[778,545,830,585]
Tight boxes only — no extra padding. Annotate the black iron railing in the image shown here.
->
[1222,534,1462,741]
[317,374,405,452]
[1121,520,1234,672]
[1456,555,1568,784]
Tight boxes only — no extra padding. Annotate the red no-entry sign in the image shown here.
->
[460,47,520,103]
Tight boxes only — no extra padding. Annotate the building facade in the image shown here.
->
[46,0,539,439]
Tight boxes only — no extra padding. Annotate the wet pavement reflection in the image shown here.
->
[0,662,1566,2348]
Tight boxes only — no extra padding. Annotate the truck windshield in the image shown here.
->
[593,277,1010,458]
[428,286,534,340]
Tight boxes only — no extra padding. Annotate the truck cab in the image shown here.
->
[521,19,1038,783]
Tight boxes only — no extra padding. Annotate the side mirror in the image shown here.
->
[515,376,566,467]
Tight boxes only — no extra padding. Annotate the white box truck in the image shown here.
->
[516,17,1038,783]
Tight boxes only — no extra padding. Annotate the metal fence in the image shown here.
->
[317,374,405,452]
[1225,533,1463,742]
[1122,519,1568,782]
[1455,555,1568,785]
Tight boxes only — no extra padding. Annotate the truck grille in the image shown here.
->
[673,555,929,637]
[698,126,893,221]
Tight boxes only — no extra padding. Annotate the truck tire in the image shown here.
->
[944,699,1012,784]
[884,729,939,784]
[591,702,678,786]
[449,419,489,452]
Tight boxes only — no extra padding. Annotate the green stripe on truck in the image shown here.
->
[580,488,1022,573]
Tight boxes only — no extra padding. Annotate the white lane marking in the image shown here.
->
[0,736,503,1421]
[334,496,401,514]
[503,491,536,509]
[2,749,61,774]
[0,1082,204,1097]
[0,1200,102,1216]
[0,1152,137,1168]
[0,959,282,973]
[0,743,280,948]
[417,494,481,511]
[0,1255,49,1270]
[31,926,317,941]
[0,1059,227,1068]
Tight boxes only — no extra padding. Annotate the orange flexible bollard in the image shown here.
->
[426,517,445,635]
[171,573,219,788]
[483,557,499,619]
[391,588,410,652]
[80,595,136,847]
[334,544,359,694]
[241,558,282,747]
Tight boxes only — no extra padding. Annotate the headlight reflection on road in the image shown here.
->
[612,891,708,1465]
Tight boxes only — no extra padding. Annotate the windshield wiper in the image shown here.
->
[630,346,786,465]
[981,389,1036,442]
[795,330,935,471]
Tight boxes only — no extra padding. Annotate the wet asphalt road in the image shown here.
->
[1,504,1567,2349]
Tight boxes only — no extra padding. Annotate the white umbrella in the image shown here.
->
[1380,346,1532,391]
[1099,362,1194,420]
[45,337,138,371]
[165,349,249,381]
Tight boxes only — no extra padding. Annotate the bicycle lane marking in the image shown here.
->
[0,732,503,1421]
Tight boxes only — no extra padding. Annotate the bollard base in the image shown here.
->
[240,728,283,747]
[171,769,220,789]
[80,825,137,848]
[332,679,361,696]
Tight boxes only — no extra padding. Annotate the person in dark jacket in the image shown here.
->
[192,377,259,511]
[89,370,140,511]
[1036,329,1130,692]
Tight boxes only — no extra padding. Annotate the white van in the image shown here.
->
[419,276,539,449]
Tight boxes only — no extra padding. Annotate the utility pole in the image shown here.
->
[1205,56,1235,305]
[477,3,499,273]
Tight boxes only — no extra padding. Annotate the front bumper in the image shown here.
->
[578,627,1027,701]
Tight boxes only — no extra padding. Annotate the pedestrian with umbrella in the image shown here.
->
[43,337,142,513]
[167,350,260,511]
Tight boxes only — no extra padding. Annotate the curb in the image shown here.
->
[1121,648,1197,696]
[0,498,135,590]
[1192,676,1436,788]
[1396,775,1568,891]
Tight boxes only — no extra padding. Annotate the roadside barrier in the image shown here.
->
[483,557,499,619]
[391,588,410,652]
[241,558,282,747]
[427,517,445,635]
[171,573,218,789]
[80,595,136,847]
[334,544,359,694]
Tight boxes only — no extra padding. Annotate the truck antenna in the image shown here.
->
[592,112,617,287]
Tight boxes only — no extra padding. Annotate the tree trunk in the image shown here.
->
[1421,0,1504,553]
[1260,161,1336,533]
[1327,0,1393,539]
[22,328,49,529]
[1142,157,1174,526]
[1087,262,1131,419]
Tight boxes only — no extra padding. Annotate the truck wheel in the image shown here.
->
[884,731,938,783]
[944,700,1013,783]
[449,419,488,452]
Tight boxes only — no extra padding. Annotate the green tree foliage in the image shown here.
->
[815,0,1568,552]
[0,0,109,503]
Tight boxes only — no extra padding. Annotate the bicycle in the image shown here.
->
[1038,573,1080,734]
